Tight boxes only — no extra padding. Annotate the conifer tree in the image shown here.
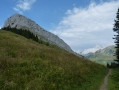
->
[113,8,119,64]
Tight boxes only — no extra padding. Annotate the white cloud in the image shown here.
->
[51,0,119,51]
[77,45,104,55]
[14,0,36,14]
[13,7,23,14]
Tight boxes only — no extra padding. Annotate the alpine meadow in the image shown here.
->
[0,0,119,90]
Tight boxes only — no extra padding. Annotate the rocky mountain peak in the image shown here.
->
[3,14,76,55]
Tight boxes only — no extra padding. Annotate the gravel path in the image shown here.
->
[100,69,112,90]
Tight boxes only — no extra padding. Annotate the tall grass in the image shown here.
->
[0,30,108,90]
[108,68,119,90]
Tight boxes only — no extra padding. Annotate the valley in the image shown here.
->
[80,46,116,65]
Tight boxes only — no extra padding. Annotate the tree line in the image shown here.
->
[2,26,50,46]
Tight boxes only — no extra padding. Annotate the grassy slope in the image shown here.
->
[108,68,119,90]
[0,30,108,90]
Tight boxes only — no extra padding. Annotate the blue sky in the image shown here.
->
[0,0,119,51]
[0,0,88,29]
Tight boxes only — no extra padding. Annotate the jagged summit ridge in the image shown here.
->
[4,14,74,54]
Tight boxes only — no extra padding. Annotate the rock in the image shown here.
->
[3,14,76,55]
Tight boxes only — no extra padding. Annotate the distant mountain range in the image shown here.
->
[77,45,104,55]
[78,45,116,65]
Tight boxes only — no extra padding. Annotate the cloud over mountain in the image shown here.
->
[77,45,104,55]
[52,0,119,51]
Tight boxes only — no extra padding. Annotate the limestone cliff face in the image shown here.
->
[4,14,75,54]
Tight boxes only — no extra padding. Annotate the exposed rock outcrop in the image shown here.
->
[4,14,77,55]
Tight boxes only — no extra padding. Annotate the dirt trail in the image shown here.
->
[100,69,112,90]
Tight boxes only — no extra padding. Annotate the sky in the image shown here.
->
[0,0,119,51]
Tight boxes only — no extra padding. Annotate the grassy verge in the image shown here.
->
[0,30,108,90]
[108,68,119,90]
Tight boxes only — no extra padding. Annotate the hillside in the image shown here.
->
[3,14,75,55]
[0,30,107,90]
[84,45,116,65]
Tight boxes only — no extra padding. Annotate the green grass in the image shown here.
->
[108,68,119,90]
[0,30,108,90]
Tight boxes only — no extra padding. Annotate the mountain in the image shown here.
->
[0,30,107,90]
[3,14,77,55]
[77,45,104,55]
[84,45,116,65]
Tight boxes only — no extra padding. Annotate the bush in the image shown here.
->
[107,62,119,68]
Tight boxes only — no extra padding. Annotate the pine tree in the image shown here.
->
[113,8,119,64]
